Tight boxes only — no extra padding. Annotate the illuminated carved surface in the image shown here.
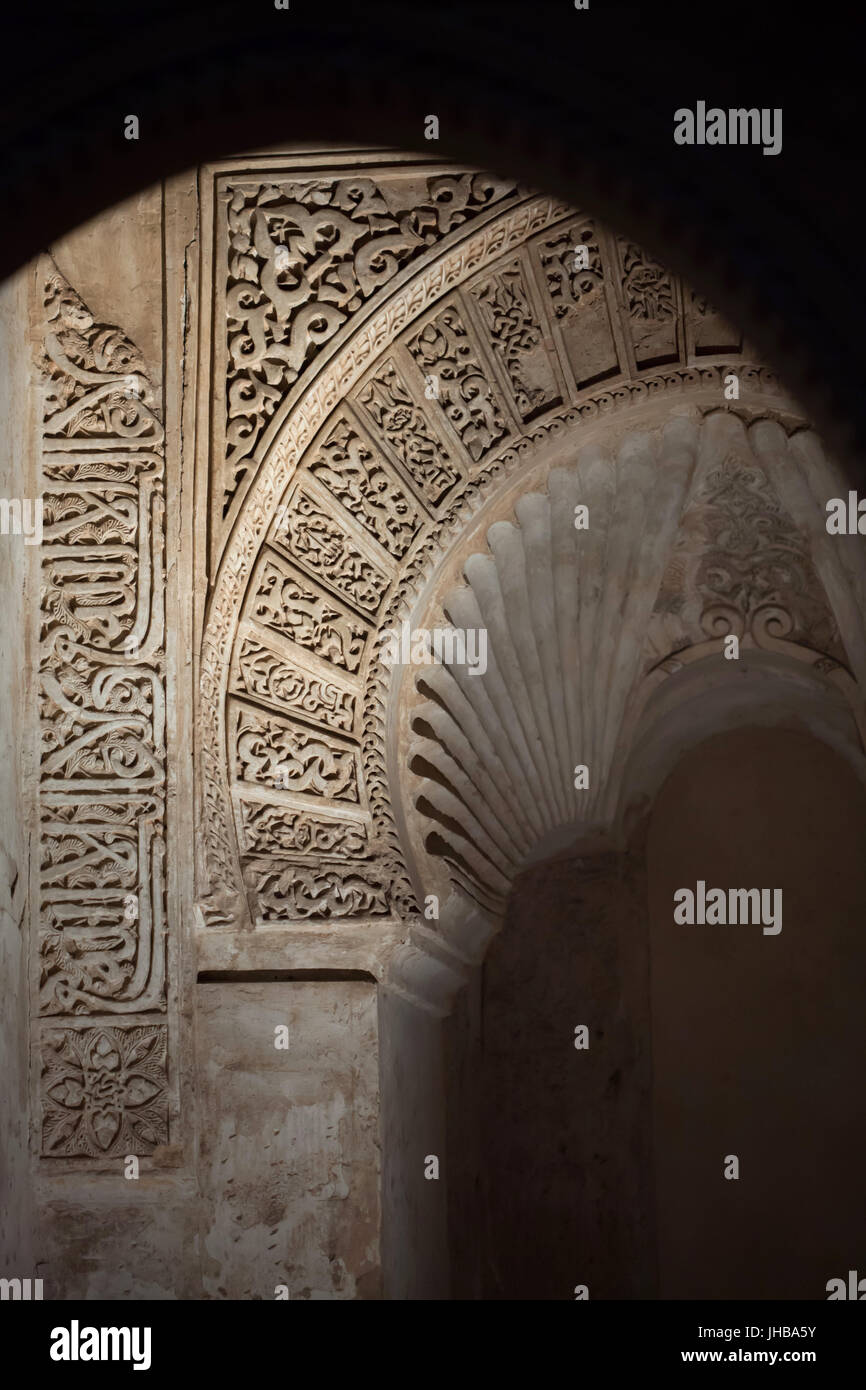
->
[197,156,839,938]
[20,153,866,1187]
[222,171,519,517]
[36,261,168,1156]
[11,150,866,1312]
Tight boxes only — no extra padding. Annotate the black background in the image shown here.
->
[2,0,865,478]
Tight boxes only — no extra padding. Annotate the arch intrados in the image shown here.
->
[618,645,866,836]
[387,648,866,1016]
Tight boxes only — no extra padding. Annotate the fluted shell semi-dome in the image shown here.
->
[400,412,865,916]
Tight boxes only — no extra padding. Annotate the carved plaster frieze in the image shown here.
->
[35,260,169,1157]
[220,170,521,522]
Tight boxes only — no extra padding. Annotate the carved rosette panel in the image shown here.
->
[41,1025,168,1158]
[36,261,169,1158]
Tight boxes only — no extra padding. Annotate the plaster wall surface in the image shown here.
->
[197,980,381,1300]
[448,851,657,1300]
[378,988,450,1299]
[0,267,36,1283]
[648,727,866,1298]
[34,1183,198,1300]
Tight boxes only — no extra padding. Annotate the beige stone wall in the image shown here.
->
[0,267,37,1284]
[197,981,381,1300]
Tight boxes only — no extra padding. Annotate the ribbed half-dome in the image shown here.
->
[407,417,700,910]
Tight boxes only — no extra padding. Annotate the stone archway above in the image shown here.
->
[194,150,809,953]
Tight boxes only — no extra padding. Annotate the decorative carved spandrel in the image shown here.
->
[201,191,573,914]
[648,453,844,663]
[38,267,162,443]
[221,171,517,517]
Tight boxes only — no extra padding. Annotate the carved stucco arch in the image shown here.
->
[195,158,866,1018]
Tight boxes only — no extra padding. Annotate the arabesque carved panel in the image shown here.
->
[35,261,169,1158]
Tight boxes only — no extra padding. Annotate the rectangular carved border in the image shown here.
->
[34,255,170,1160]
